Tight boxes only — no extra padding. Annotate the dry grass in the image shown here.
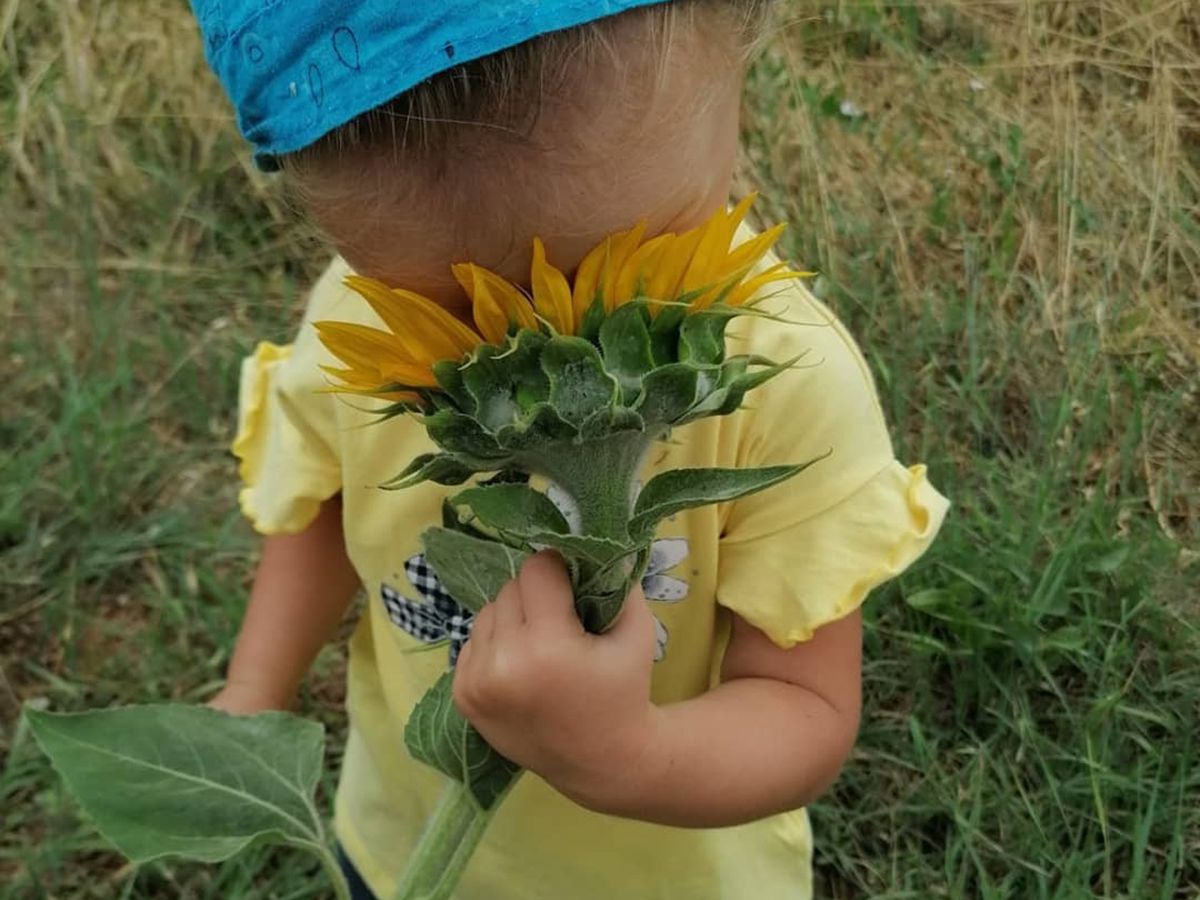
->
[2,1,1198,897]
[744,0,1199,541]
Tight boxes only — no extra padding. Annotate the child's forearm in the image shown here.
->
[212,495,361,713]
[565,677,859,828]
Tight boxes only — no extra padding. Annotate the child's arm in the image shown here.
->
[210,495,361,714]
[453,552,861,828]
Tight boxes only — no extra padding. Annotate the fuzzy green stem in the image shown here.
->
[520,431,653,540]
[313,843,353,900]
[391,779,513,900]
[517,431,657,631]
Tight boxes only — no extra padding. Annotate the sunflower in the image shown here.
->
[316,195,807,399]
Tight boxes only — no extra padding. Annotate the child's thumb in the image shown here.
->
[608,584,657,659]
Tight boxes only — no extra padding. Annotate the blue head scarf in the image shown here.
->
[190,1,669,168]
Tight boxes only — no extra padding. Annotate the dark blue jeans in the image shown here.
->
[336,845,378,900]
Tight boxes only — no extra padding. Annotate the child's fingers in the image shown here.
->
[606,584,657,660]
[470,600,497,647]
[518,550,580,635]
[490,577,525,634]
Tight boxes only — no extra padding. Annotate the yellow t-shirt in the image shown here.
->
[232,237,948,900]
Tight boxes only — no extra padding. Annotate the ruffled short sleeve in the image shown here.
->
[715,280,949,647]
[718,461,948,646]
[230,260,350,534]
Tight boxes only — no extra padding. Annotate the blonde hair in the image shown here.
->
[284,1,769,180]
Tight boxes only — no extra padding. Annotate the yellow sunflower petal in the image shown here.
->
[601,221,647,312]
[614,233,674,307]
[713,222,788,282]
[390,288,482,360]
[571,237,610,328]
[724,264,806,307]
[645,225,704,308]
[453,263,537,344]
[313,322,438,386]
[342,275,412,341]
[531,238,574,334]
[314,321,406,370]
[681,194,756,294]
[343,275,476,364]
[318,366,422,402]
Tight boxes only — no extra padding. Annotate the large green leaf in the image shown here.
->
[404,672,522,810]
[452,484,570,537]
[628,463,816,539]
[540,337,619,425]
[422,527,529,612]
[26,705,327,864]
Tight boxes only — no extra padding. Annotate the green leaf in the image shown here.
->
[635,363,705,426]
[679,354,808,424]
[423,409,509,460]
[648,304,687,365]
[432,360,473,412]
[678,313,729,366]
[460,334,551,430]
[380,453,478,490]
[730,353,807,394]
[598,302,655,402]
[629,463,817,538]
[675,383,736,424]
[404,672,522,810]
[26,704,326,864]
[495,403,578,451]
[540,337,619,425]
[579,406,645,441]
[422,527,529,613]
[579,295,607,344]
[574,552,647,633]
[525,531,637,565]
[452,484,570,536]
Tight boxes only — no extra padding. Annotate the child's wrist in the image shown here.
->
[548,704,669,816]
[208,679,295,715]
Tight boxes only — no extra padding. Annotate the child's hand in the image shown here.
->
[452,551,662,806]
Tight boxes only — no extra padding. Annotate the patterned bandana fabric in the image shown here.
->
[188,0,669,168]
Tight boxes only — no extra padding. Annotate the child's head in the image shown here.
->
[197,2,768,306]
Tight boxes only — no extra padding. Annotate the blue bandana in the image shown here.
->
[191,1,669,168]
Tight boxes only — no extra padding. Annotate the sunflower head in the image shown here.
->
[315,196,809,488]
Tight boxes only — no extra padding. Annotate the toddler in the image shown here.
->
[195,2,948,897]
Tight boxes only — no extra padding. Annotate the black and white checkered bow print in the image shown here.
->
[381,554,475,666]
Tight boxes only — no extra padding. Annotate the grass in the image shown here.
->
[1,0,1197,897]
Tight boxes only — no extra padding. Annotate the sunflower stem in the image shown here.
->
[391,779,514,900]
[517,431,657,631]
[519,432,652,541]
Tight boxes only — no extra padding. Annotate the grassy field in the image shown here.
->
[2,0,1197,897]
